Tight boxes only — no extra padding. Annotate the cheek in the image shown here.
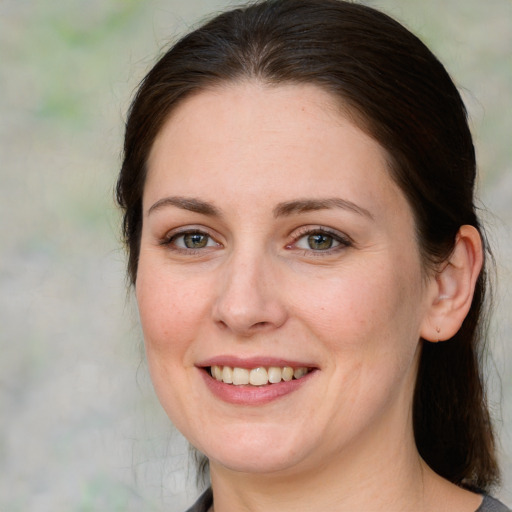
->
[135,265,215,433]
[287,258,424,356]
[135,264,212,362]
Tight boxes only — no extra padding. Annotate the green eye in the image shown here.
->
[293,229,349,253]
[164,230,219,251]
[183,232,209,248]
[307,233,335,250]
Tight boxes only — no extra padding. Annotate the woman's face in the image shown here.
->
[136,82,436,475]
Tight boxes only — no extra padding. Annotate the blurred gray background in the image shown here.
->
[0,0,510,510]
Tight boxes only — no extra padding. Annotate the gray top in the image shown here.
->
[476,495,511,512]
[185,489,510,512]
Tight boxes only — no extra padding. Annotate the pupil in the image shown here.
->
[308,233,332,250]
[184,233,207,248]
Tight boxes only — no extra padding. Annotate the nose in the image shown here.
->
[212,250,288,337]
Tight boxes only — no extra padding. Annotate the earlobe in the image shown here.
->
[421,225,483,342]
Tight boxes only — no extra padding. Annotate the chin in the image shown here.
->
[195,426,312,475]
[209,448,304,475]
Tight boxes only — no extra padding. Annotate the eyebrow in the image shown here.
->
[147,195,373,220]
[147,196,222,217]
[273,198,374,220]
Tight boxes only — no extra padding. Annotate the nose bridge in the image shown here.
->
[213,241,286,335]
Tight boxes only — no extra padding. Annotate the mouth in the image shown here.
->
[198,359,317,405]
[208,365,312,386]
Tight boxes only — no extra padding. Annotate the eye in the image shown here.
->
[290,227,352,253]
[299,232,339,251]
[181,232,211,249]
[163,230,220,251]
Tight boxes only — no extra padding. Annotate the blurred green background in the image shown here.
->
[0,0,510,510]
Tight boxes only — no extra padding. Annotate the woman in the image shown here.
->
[116,1,509,510]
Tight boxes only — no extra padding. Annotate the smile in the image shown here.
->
[209,365,311,386]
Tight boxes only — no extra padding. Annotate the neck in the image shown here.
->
[209,416,433,512]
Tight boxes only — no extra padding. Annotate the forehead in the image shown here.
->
[149,81,349,157]
[148,81,382,160]
[144,81,405,219]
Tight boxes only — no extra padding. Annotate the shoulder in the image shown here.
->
[476,495,511,512]
[184,488,213,512]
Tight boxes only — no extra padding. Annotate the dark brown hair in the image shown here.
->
[117,0,499,491]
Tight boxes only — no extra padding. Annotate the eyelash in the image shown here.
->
[159,226,352,256]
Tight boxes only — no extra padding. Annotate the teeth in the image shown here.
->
[210,365,310,386]
[222,366,233,384]
[268,367,282,384]
[249,367,268,386]
[294,367,307,379]
[232,367,249,385]
[213,365,223,380]
[282,366,294,382]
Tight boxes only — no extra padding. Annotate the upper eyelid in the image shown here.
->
[163,225,218,239]
[289,225,352,242]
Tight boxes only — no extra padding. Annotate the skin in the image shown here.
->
[136,82,483,511]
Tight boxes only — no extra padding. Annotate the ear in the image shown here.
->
[420,225,483,342]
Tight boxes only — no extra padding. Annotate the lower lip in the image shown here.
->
[199,369,316,405]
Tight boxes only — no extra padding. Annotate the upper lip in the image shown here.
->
[197,355,317,369]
